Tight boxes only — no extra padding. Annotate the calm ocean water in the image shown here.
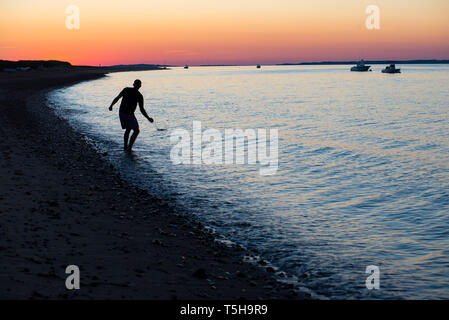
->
[49,65,449,299]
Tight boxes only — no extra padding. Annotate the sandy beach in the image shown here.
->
[0,67,309,300]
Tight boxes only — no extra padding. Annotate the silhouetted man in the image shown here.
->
[109,79,153,152]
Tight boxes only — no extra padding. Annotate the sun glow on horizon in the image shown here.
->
[1,0,448,65]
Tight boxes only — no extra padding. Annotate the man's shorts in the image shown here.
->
[119,112,139,130]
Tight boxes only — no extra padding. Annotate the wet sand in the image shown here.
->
[0,68,310,299]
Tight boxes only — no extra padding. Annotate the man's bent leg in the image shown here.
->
[124,129,131,151]
[128,128,140,151]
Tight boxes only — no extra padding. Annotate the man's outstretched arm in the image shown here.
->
[139,100,154,122]
[109,90,124,111]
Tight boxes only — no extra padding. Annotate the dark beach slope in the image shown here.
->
[0,67,309,299]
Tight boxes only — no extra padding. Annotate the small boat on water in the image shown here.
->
[382,64,401,74]
[256,64,261,69]
[184,64,189,69]
[350,59,371,72]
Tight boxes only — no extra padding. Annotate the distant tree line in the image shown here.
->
[0,60,71,71]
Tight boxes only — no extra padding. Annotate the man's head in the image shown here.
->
[133,79,142,90]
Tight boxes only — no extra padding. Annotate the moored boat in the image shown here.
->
[350,59,371,72]
[382,64,401,73]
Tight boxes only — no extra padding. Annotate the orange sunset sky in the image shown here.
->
[1,0,449,66]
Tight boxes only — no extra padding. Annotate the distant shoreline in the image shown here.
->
[176,60,449,67]
[3,59,448,71]
[0,59,168,72]
[278,59,449,66]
